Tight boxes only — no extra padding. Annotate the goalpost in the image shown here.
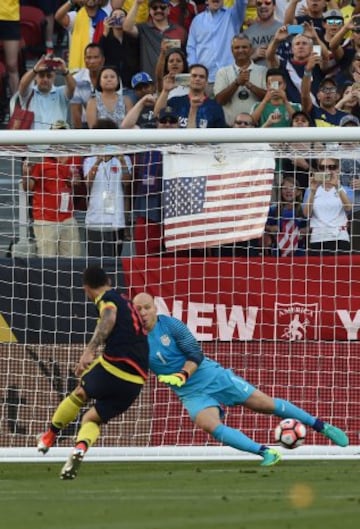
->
[0,127,359,462]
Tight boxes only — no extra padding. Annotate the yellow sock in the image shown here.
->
[51,392,84,430]
[76,421,101,448]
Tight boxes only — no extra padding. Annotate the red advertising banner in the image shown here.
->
[122,256,360,342]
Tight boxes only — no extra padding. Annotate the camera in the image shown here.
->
[164,38,181,49]
[270,81,279,90]
[238,88,249,100]
[108,16,124,27]
[175,73,190,87]
[44,58,62,69]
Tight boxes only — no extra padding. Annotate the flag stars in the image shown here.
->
[165,176,206,218]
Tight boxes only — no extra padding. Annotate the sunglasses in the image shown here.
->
[256,0,272,5]
[151,4,168,10]
[326,18,343,25]
[234,120,253,126]
[159,117,178,124]
[318,164,338,171]
[319,87,337,93]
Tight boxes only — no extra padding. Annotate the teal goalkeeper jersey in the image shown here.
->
[148,315,222,397]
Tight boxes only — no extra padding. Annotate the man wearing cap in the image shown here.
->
[319,9,345,78]
[126,71,157,128]
[155,64,227,127]
[18,55,76,130]
[122,0,187,79]
[301,75,348,126]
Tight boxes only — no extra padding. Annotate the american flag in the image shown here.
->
[277,219,300,257]
[163,150,275,251]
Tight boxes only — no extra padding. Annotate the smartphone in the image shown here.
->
[175,73,191,86]
[313,45,322,57]
[288,24,304,35]
[270,81,279,89]
[108,16,124,27]
[313,172,331,183]
[353,82,360,91]
[164,38,181,49]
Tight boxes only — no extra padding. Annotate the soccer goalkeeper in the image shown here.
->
[133,293,349,466]
[37,266,149,479]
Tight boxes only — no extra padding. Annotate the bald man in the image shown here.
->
[133,292,348,464]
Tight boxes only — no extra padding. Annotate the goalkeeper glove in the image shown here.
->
[158,369,189,387]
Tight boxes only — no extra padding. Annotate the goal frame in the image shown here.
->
[0,127,359,462]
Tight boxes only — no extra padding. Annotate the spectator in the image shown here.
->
[155,64,227,127]
[70,43,105,129]
[319,9,345,78]
[303,157,353,255]
[122,71,157,128]
[335,81,360,119]
[18,56,76,129]
[55,0,110,72]
[99,6,140,100]
[337,51,360,87]
[122,0,187,79]
[264,175,308,256]
[251,68,301,128]
[186,0,247,86]
[86,65,128,128]
[339,114,360,253]
[244,0,282,67]
[83,118,131,258]
[232,111,255,127]
[0,0,21,95]
[329,14,360,79]
[301,74,348,126]
[284,0,327,37]
[266,27,327,104]
[214,34,267,126]
[155,45,189,94]
[22,128,82,258]
[132,106,179,256]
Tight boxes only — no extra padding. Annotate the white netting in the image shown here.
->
[0,127,359,461]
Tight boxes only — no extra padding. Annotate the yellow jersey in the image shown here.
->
[0,0,20,22]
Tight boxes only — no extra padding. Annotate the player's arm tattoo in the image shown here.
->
[87,307,117,352]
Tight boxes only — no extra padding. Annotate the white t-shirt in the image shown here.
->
[303,186,353,243]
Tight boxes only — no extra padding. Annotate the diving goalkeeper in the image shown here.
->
[133,292,349,466]
[37,266,149,479]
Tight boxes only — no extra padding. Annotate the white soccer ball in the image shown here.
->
[274,418,306,449]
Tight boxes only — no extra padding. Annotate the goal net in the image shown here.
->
[0,127,359,462]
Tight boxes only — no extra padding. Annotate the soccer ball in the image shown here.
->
[274,418,306,449]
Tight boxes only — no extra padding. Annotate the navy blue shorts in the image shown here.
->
[81,362,143,423]
[0,21,21,40]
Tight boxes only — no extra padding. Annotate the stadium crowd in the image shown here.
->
[2,0,360,257]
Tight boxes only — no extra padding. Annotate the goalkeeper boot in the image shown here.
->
[60,447,85,480]
[260,448,282,467]
[36,430,57,454]
[321,423,349,447]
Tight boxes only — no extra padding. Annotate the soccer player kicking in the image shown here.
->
[37,266,149,479]
[133,293,349,466]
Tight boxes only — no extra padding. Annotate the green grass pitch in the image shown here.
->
[0,460,358,529]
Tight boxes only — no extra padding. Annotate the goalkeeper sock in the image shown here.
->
[274,398,317,428]
[51,392,84,431]
[76,421,101,448]
[212,424,263,455]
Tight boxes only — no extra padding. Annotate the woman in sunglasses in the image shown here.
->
[302,158,354,255]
